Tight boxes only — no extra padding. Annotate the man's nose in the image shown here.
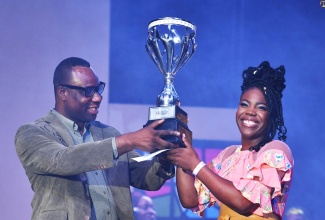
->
[92,92,102,102]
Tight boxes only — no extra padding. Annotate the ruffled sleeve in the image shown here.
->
[233,140,293,216]
[190,141,294,218]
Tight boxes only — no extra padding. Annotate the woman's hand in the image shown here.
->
[167,134,201,172]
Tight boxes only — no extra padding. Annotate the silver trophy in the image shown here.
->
[145,17,197,145]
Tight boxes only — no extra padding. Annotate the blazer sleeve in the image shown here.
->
[126,150,175,191]
[97,120,175,190]
[15,123,118,176]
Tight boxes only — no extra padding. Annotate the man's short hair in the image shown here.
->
[53,57,90,91]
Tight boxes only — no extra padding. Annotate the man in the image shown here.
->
[15,57,179,220]
[134,195,157,220]
[285,207,308,220]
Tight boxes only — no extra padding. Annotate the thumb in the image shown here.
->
[182,133,192,149]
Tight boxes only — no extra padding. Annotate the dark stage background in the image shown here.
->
[109,1,325,219]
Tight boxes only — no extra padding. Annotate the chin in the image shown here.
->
[86,115,98,122]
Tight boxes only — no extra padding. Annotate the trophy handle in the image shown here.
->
[146,41,164,75]
[173,32,196,74]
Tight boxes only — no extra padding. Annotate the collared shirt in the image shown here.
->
[51,109,118,220]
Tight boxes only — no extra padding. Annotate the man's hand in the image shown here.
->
[115,119,180,156]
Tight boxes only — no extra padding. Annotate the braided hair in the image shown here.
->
[241,61,287,152]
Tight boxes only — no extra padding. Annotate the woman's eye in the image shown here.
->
[240,102,248,107]
[258,106,268,111]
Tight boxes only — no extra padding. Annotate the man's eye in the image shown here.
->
[85,87,94,93]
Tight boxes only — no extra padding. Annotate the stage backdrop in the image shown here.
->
[1,1,324,220]
[108,1,325,220]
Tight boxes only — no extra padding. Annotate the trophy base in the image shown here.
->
[144,118,192,147]
[148,105,188,125]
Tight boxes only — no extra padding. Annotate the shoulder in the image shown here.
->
[214,145,239,162]
[90,120,116,130]
[208,145,239,171]
[15,118,56,148]
[261,140,292,155]
[258,140,294,164]
[222,145,239,155]
[17,111,61,131]
[264,140,289,149]
[16,114,50,135]
[16,112,66,143]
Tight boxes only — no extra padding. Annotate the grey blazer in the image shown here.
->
[15,112,174,220]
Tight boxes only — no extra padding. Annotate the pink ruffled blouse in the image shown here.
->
[192,140,294,219]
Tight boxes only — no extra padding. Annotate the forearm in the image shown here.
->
[115,132,136,156]
[176,167,198,208]
[128,155,174,190]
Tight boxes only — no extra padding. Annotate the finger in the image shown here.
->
[166,154,175,163]
[182,133,192,149]
[160,141,178,150]
[169,148,183,156]
[148,119,165,128]
[160,130,180,137]
[166,149,178,157]
[168,142,179,149]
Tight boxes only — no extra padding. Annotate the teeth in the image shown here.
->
[243,120,256,126]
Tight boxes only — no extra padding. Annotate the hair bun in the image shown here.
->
[241,61,286,98]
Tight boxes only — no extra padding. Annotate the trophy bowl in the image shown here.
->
[145,17,197,107]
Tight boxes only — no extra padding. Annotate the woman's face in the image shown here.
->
[236,87,269,145]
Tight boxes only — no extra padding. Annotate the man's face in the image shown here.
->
[60,66,102,127]
[137,196,157,220]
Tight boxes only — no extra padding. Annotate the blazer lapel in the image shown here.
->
[42,111,75,146]
[89,123,104,141]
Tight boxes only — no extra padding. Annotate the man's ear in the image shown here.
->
[57,86,67,101]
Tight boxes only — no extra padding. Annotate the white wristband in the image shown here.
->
[192,161,206,176]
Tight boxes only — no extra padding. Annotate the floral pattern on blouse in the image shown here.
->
[191,140,294,218]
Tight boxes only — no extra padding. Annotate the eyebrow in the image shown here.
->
[241,98,267,105]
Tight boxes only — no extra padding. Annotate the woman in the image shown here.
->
[167,61,294,220]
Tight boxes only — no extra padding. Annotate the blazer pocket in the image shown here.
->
[39,209,68,220]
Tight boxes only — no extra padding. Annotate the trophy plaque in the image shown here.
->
[144,17,197,146]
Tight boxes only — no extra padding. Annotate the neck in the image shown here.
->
[76,122,86,134]
[53,108,87,134]
[241,138,261,151]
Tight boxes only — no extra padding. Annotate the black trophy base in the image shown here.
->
[144,118,192,147]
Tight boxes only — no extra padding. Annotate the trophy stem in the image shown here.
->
[156,73,180,107]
